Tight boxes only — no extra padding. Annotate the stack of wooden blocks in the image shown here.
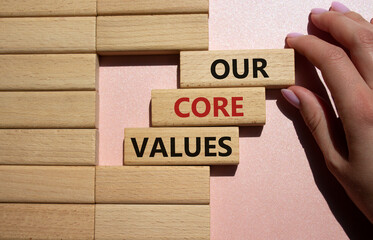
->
[0,0,294,239]
[0,0,97,239]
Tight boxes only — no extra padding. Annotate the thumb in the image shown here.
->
[281,86,347,175]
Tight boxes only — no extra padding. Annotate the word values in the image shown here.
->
[124,127,239,165]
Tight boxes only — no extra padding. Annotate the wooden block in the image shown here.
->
[180,49,295,88]
[151,88,266,126]
[0,54,98,90]
[0,91,95,128]
[95,204,210,240]
[124,127,239,165]
[98,0,208,15]
[97,14,208,54]
[0,17,96,54]
[0,129,96,165]
[0,166,95,203]
[96,166,209,204]
[0,204,94,239]
[0,0,97,17]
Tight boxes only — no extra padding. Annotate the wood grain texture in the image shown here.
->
[98,0,208,15]
[180,49,295,88]
[151,88,266,126]
[0,204,94,239]
[0,17,96,54]
[0,54,98,90]
[0,91,96,128]
[0,166,95,203]
[96,166,209,204]
[95,204,210,240]
[97,14,208,54]
[0,129,96,165]
[0,0,97,17]
[124,127,239,165]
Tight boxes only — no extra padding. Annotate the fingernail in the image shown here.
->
[281,89,300,109]
[286,32,303,38]
[331,1,350,13]
[311,8,328,14]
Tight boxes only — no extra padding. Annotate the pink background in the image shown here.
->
[98,1,373,239]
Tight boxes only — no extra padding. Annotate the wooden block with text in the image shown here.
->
[180,49,295,88]
[96,166,209,204]
[0,129,96,165]
[95,204,210,240]
[0,54,98,90]
[0,204,94,239]
[97,14,208,54]
[0,17,96,53]
[0,166,95,203]
[124,127,239,165]
[0,0,97,17]
[152,88,265,126]
[0,91,95,128]
[98,0,208,15]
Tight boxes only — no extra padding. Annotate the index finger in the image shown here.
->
[310,10,373,88]
[286,33,368,117]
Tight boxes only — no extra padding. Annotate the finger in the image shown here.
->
[371,18,373,24]
[330,2,372,26]
[343,12,372,26]
[310,10,373,88]
[281,86,347,175]
[286,34,367,118]
[291,51,331,103]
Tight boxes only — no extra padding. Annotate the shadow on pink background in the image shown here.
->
[98,1,373,239]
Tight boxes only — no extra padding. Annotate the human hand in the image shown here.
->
[281,1,373,223]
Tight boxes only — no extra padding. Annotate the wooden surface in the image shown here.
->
[0,0,97,17]
[95,204,210,240]
[0,54,98,90]
[0,204,95,239]
[96,166,210,204]
[0,166,95,203]
[0,17,96,54]
[0,129,96,165]
[97,0,208,15]
[180,49,295,88]
[0,91,96,128]
[97,14,208,54]
[124,127,239,165]
[151,88,266,126]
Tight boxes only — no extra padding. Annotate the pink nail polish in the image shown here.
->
[286,32,303,38]
[281,89,300,109]
[331,1,350,13]
[311,8,328,14]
